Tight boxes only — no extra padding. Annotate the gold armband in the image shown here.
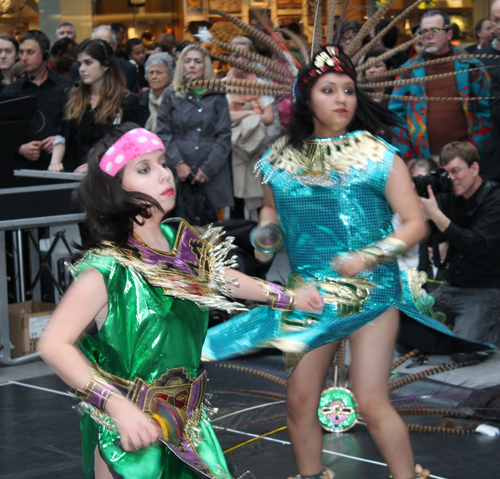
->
[359,237,406,269]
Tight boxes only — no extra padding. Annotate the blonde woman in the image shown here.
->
[49,39,142,173]
[157,44,233,219]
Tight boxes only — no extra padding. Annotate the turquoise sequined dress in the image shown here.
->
[203,131,488,362]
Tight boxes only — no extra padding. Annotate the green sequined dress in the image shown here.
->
[73,224,231,479]
[203,131,490,363]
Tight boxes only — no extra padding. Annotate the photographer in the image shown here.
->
[419,142,500,346]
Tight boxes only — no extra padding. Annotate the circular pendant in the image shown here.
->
[318,387,358,432]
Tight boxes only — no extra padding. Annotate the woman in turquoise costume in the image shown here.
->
[38,123,323,479]
[202,46,489,479]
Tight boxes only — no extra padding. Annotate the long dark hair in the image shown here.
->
[66,39,126,124]
[73,123,163,251]
[286,73,401,149]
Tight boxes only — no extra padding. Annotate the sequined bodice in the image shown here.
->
[259,131,397,280]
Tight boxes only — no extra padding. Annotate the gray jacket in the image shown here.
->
[157,86,234,208]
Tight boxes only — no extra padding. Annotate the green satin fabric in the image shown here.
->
[75,224,229,479]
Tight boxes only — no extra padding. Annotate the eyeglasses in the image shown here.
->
[419,27,450,36]
[447,166,466,176]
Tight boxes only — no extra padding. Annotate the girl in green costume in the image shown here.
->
[38,123,324,479]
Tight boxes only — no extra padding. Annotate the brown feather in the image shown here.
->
[210,52,293,84]
[346,0,398,57]
[209,10,290,64]
[367,92,495,102]
[352,0,426,64]
[278,28,310,67]
[326,0,340,45]
[211,39,293,78]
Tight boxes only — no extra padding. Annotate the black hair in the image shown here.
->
[475,18,488,37]
[125,38,143,55]
[286,73,401,149]
[141,31,154,41]
[286,22,302,36]
[19,30,50,55]
[339,20,371,47]
[374,19,399,49]
[111,23,126,33]
[50,37,76,56]
[73,122,163,251]
[364,47,396,70]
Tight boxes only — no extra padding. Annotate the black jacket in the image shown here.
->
[443,180,500,288]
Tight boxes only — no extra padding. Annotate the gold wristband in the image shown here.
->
[359,237,406,269]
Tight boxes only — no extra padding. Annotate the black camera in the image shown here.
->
[413,168,452,198]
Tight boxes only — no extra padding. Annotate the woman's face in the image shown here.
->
[0,39,17,71]
[366,60,388,79]
[183,49,204,82]
[148,63,170,93]
[229,44,250,72]
[121,149,176,213]
[309,72,357,137]
[78,51,108,86]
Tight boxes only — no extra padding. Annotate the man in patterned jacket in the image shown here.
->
[389,10,492,163]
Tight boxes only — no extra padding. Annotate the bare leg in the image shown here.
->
[287,341,339,476]
[94,447,115,479]
[348,307,415,479]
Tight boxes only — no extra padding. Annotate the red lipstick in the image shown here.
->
[162,187,175,196]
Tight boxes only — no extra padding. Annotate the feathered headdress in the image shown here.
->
[169,0,499,104]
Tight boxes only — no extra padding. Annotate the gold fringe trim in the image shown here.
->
[262,132,388,184]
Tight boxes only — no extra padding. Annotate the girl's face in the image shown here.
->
[121,149,176,213]
[148,63,170,92]
[183,49,205,81]
[0,39,17,71]
[366,60,388,79]
[78,51,108,86]
[309,72,357,137]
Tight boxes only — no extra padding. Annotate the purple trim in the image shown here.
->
[83,380,120,410]
[128,226,201,277]
[264,280,294,310]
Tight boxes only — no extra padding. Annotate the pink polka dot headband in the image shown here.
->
[99,128,165,177]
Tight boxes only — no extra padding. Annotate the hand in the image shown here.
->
[105,394,159,452]
[419,186,441,221]
[255,249,274,264]
[40,136,56,154]
[193,169,209,184]
[330,252,365,277]
[19,141,41,161]
[175,162,193,182]
[293,286,325,313]
[48,162,64,172]
[74,163,89,174]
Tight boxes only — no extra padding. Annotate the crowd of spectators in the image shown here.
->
[2,7,500,347]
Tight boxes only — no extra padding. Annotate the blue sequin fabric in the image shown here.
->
[203,131,489,361]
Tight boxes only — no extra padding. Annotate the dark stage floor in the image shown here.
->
[1,351,499,479]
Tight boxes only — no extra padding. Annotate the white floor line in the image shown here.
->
[212,400,285,423]
[8,380,73,397]
[213,425,447,479]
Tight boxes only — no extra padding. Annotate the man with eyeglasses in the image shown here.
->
[419,142,500,347]
[389,10,491,164]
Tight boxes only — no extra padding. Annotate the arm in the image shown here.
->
[49,143,66,172]
[254,185,281,263]
[437,192,500,256]
[223,267,324,313]
[156,94,185,169]
[230,109,257,123]
[388,80,415,161]
[198,96,232,179]
[260,103,274,126]
[38,269,158,451]
[332,156,426,277]
[468,64,493,155]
